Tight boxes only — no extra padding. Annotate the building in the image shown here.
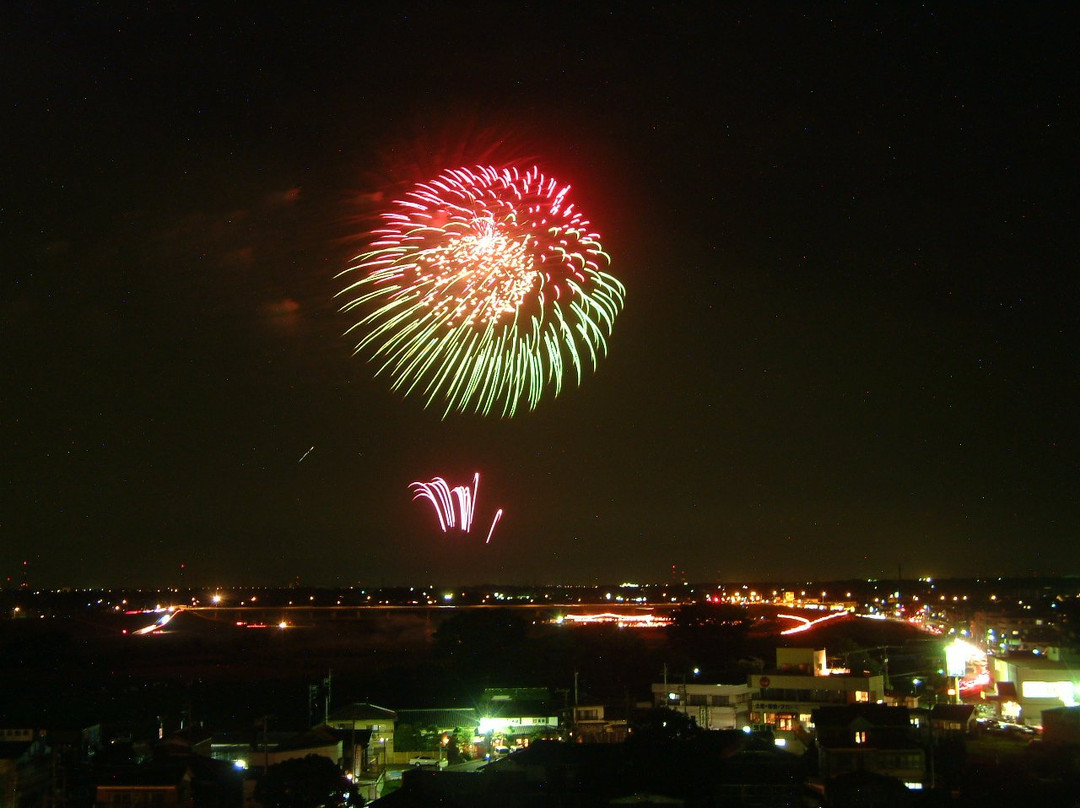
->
[650,682,752,730]
[1041,705,1080,747]
[747,647,887,753]
[0,729,52,808]
[95,763,194,808]
[475,689,559,747]
[394,708,479,738]
[928,704,975,742]
[326,703,397,765]
[211,726,342,773]
[989,652,1079,726]
[812,704,927,792]
[376,737,806,807]
[971,609,1062,655]
[393,708,481,764]
[570,704,628,743]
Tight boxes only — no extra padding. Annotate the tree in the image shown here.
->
[254,755,358,808]
[628,707,703,745]
[433,609,528,657]
[444,731,470,764]
[394,723,440,754]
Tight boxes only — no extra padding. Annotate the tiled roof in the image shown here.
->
[395,708,479,730]
[483,700,554,718]
[929,704,975,722]
[275,726,341,752]
[327,703,398,722]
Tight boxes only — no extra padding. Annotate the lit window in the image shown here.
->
[854,731,867,744]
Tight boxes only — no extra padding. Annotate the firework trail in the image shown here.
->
[410,473,503,542]
[338,165,625,417]
[484,509,503,545]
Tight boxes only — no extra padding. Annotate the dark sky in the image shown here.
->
[4,3,1077,587]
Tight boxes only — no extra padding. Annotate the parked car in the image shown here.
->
[409,755,447,769]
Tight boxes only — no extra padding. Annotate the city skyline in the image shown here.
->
[4,5,1077,587]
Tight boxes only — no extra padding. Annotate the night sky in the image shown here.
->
[4,4,1077,587]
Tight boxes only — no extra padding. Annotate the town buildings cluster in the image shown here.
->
[2,578,1078,806]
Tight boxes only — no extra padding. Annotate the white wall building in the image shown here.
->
[748,647,887,753]
[990,653,1079,726]
[651,682,752,730]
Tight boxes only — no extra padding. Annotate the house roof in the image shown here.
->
[480,688,549,701]
[483,700,554,719]
[395,708,479,731]
[610,793,684,805]
[275,726,341,752]
[95,763,191,787]
[824,736,924,750]
[493,739,622,768]
[929,704,975,722]
[811,704,911,728]
[327,703,397,723]
[998,653,1074,671]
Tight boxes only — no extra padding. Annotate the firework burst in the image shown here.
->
[410,473,503,544]
[338,165,625,416]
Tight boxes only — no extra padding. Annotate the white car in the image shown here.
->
[408,755,446,769]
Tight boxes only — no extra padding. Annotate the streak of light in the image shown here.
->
[410,473,503,545]
[557,612,671,628]
[485,509,503,544]
[778,611,847,635]
[134,608,180,635]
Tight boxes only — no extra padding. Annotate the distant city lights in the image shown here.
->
[554,612,670,628]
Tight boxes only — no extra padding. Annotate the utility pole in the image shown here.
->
[324,669,332,725]
[262,716,270,774]
[351,721,357,778]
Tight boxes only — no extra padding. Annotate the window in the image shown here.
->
[854,691,870,703]
[1022,681,1073,701]
[854,731,867,744]
[878,752,921,770]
